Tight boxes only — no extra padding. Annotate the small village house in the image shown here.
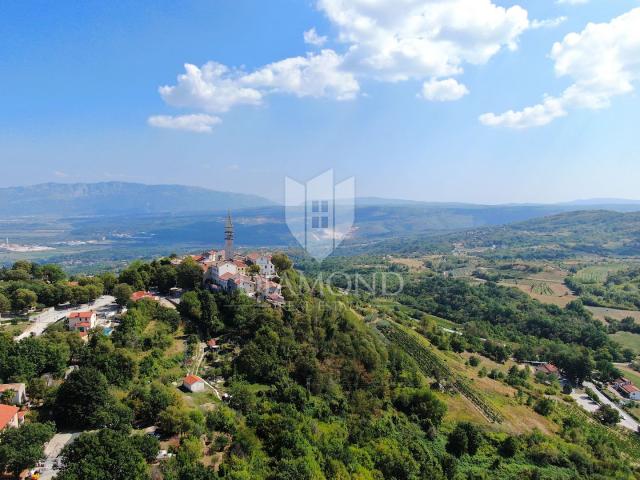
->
[0,383,27,405]
[613,378,640,400]
[182,375,206,393]
[68,311,97,330]
[534,363,559,378]
[130,291,157,302]
[0,404,20,430]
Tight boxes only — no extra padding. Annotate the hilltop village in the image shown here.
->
[170,212,285,307]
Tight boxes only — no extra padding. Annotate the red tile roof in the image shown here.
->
[69,311,95,319]
[131,291,154,301]
[206,339,217,348]
[219,272,234,281]
[621,383,640,394]
[75,321,92,328]
[538,363,559,374]
[183,375,203,386]
[0,404,18,429]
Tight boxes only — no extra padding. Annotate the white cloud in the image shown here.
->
[317,0,530,81]
[159,63,263,113]
[420,78,469,101]
[481,8,640,128]
[148,114,222,133]
[531,16,567,29]
[153,0,535,124]
[304,27,328,46]
[155,50,359,122]
[242,49,359,100]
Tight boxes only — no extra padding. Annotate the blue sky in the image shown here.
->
[0,0,638,204]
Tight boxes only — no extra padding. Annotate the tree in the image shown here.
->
[271,253,293,275]
[99,272,119,295]
[177,258,203,291]
[392,387,447,432]
[12,288,38,312]
[0,293,10,316]
[39,264,67,283]
[53,367,130,430]
[113,283,134,307]
[248,264,261,275]
[198,290,223,337]
[57,429,150,480]
[178,291,201,321]
[0,422,55,475]
[154,264,177,294]
[446,422,482,457]
[499,436,519,458]
[596,405,620,426]
[534,398,554,416]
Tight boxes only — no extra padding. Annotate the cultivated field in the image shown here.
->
[587,306,640,324]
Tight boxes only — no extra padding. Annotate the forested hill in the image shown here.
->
[457,210,640,257]
[364,210,640,258]
[0,182,275,216]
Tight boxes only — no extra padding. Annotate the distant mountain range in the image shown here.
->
[2,182,640,217]
[0,182,275,216]
[3,182,640,270]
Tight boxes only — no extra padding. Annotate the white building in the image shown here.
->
[182,375,206,393]
[255,255,276,278]
[0,383,27,405]
[68,311,97,330]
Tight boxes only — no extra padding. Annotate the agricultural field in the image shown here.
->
[389,256,427,271]
[610,331,640,354]
[575,263,627,282]
[500,279,578,307]
[588,306,640,324]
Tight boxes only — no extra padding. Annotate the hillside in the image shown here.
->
[366,210,640,259]
[3,258,640,479]
[0,182,275,216]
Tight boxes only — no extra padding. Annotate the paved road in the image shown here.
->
[15,295,115,341]
[572,381,639,432]
[37,432,81,479]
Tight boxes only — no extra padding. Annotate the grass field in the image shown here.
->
[500,279,577,307]
[610,331,640,354]
[587,306,640,324]
[576,263,627,283]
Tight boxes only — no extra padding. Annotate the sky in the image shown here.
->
[0,0,638,204]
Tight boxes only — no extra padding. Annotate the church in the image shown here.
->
[195,212,285,306]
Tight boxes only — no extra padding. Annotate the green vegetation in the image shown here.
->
[567,265,640,310]
[2,243,640,479]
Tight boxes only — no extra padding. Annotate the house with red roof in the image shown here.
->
[130,291,157,302]
[206,339,219,351]
[0,404,20,430]
[68,310,97,330]
[535,363,559,378]
[182,375,205,393]
[613,378,640,400]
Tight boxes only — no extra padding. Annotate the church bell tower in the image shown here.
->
[224,210,234,260]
